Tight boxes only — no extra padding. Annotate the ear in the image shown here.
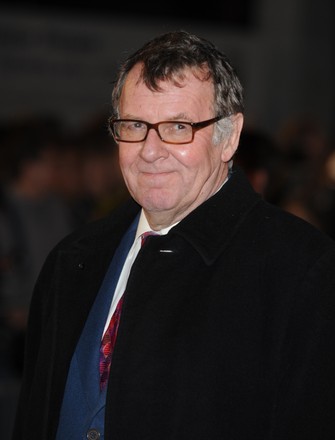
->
[220,113,244,163]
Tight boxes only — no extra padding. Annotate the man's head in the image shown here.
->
[110,30,244,228]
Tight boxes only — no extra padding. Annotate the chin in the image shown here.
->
[138,191,176,213]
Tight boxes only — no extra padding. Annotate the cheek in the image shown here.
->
[119,148,136,174]
[172,139,204,163]
[173,142,217,175]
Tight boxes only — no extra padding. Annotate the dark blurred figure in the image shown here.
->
[274,116,333,235]
[48,132,88,228]
[48,113,130,228]
[311,144,335,239]
[75,112,130,222]
[234,126,283,202]
[0,116,75,350]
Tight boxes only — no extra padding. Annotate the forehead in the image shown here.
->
[120,64,215,115]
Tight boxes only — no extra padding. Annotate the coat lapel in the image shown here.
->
[174,167,262,265]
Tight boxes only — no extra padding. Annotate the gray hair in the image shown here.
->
[111,30,244,144]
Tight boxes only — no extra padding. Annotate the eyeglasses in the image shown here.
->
[109,115,225,145]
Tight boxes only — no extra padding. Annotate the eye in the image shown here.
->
[162,122,192,138]
[124,121,146,131]
[161,122,189,133]
[173,122,188,132]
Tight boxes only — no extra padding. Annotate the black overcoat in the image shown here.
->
[13,167,335,439]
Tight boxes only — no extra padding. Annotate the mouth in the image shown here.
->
[140,170,173,177]
[139,170,174,185]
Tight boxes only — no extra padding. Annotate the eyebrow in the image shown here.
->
[120,113,193,122]
[169,113,192,121]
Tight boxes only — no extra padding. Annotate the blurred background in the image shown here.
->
[0,0,334,437]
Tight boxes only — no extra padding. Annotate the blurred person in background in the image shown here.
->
[77,112,130,222]
[234,126,283,202]
[47,131,89,228]
[0,115,75,375]
[49,112,130,229]
[274,115,333,234]
[307,141,335,240]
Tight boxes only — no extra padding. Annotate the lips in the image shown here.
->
[139,170,175,186]
[139,169,174,177]
[142,171,171,176]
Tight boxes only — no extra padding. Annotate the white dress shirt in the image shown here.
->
[102,210,176,335]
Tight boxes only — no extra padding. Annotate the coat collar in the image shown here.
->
[172,166,262,265]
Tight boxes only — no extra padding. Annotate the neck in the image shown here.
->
[144,211,182,231]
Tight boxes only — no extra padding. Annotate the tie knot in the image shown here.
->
[141,231,158,247]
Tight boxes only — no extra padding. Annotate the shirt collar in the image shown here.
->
[136,210,178,240]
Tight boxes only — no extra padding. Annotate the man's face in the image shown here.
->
[118,63,241,228]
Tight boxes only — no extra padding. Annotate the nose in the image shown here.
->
[139,126,169,161]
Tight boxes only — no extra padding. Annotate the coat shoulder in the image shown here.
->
[52,198,140,253]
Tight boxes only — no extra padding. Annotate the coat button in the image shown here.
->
[86,428,100,439]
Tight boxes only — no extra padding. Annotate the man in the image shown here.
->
[13,31,335,440]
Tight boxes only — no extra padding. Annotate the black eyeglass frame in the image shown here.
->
[109,115,225,145]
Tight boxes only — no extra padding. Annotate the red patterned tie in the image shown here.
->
[99,295,124,390]
[99,231,156,390]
